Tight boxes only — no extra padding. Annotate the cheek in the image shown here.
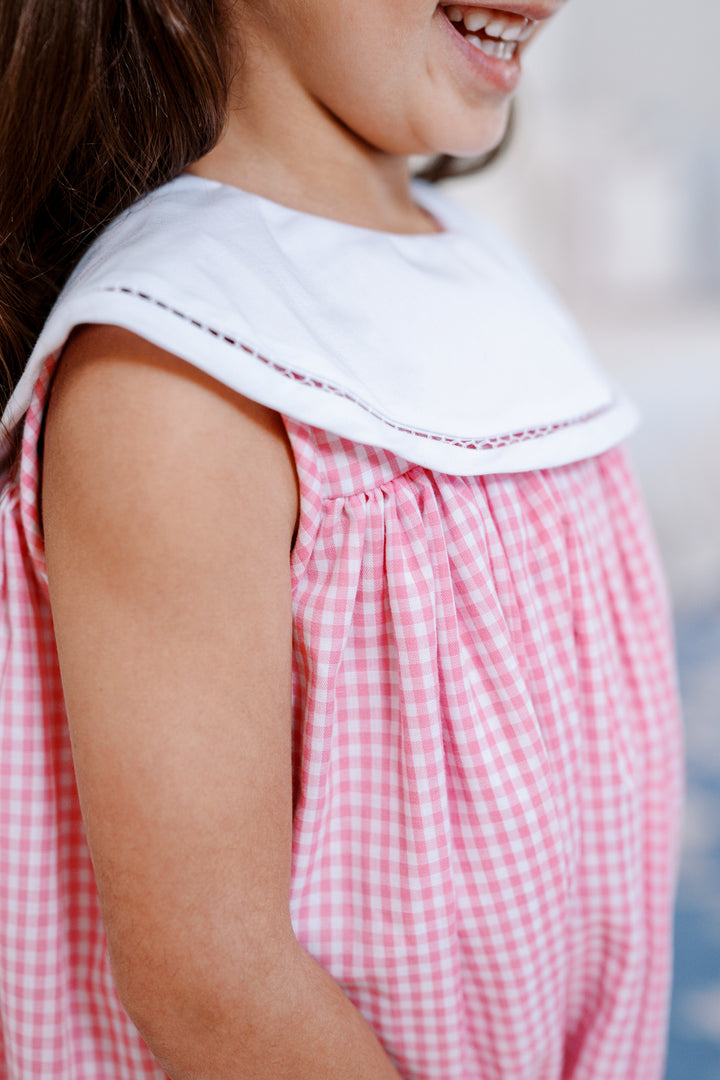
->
[329,19,514,158]
[271,3,514,160]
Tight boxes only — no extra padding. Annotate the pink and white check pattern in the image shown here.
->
[0,355,683,1078]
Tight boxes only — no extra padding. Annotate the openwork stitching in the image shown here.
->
[104,286,613,451]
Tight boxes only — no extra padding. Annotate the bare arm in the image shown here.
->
[42,326,403,1080]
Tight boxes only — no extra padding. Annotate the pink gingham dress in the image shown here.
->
[0,177,683,1079]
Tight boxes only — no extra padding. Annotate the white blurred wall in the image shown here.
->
[543,0,720,137]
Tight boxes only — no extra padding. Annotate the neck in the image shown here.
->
[186,49,442,236]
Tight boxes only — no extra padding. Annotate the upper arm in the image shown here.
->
[42,325,300,1019]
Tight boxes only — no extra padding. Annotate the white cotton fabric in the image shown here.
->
[3,174,636,475]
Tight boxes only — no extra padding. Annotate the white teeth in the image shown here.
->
[464,10,491,31]
[465,34,518,60]
[500,22,524,40]
[445,7,537,44]
[484,18,507,37]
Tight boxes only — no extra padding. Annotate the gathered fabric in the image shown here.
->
[284,421,683,1080]
[0,353,682,1078]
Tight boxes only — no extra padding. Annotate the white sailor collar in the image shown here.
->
[4,174,636,475]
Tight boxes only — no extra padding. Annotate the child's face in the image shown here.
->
[239,0,568,159]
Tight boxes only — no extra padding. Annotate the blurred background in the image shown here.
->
[450,1,720,1075]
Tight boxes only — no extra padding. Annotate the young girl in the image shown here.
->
[0,1,683,1077]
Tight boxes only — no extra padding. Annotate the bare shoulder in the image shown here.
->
[44,323,299,550]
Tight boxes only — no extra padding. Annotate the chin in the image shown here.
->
[431,101,512,159]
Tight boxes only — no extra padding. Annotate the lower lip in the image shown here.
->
[437,8,523,94]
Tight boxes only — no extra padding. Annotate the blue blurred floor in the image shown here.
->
[666,604,720,1080]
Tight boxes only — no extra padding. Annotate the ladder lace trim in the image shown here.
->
[105,286,613,450]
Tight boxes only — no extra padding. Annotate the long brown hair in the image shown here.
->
[0,0,232,416]
[0,1,510,417]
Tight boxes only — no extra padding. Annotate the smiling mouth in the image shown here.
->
[440,5,536,61]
